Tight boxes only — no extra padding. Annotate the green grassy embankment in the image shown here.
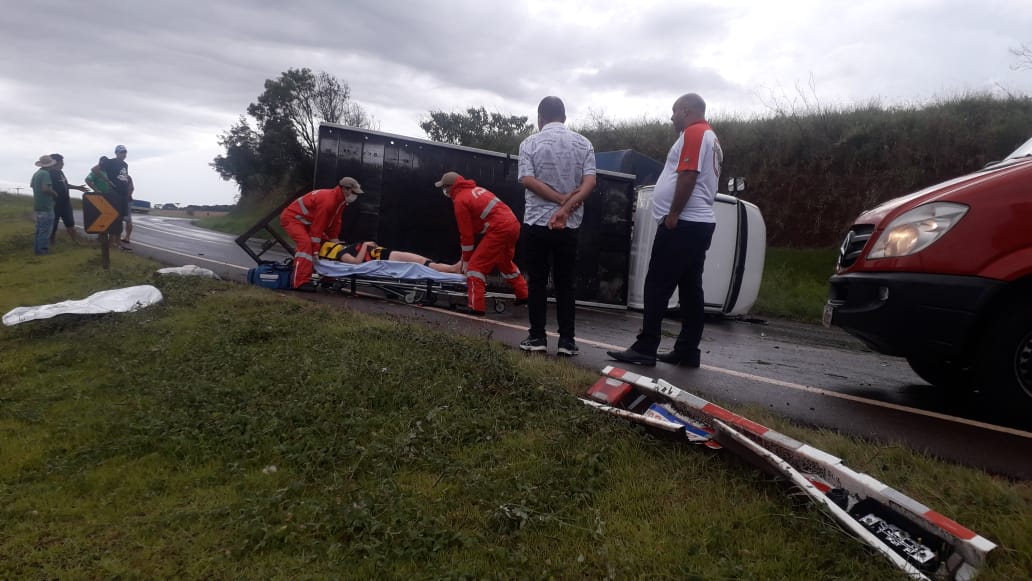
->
[2,192,1029,579]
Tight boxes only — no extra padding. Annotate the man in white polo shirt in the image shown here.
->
[608,93,722,367]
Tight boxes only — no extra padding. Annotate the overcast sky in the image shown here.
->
[3,0,1031,207]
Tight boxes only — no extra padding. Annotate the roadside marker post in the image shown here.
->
[82,194,121,269]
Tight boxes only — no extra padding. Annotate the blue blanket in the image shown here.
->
[316,260,466,283]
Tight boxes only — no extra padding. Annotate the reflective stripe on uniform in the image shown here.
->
[294,214,312,225]
[461,244,475,252]
[500,270,522,279]
[480,223,489,234]
[310,236,321,243]
[467,271,486,282]
[295,251,314,261]
[297,197,310,215]
[479,197,499,220]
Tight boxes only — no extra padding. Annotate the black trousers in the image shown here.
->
[631,220,716,357]
[522,224,578,340]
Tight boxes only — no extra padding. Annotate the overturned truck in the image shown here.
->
[237,123,765,314]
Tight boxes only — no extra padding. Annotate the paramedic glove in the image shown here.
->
[461,261,469,274]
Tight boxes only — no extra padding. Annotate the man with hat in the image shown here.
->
[280,177,364,290]
[30,155,59,255]
[436,171,528,316]
[47,153,90,244]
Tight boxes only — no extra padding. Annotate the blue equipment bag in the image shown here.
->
[247,262,293,289]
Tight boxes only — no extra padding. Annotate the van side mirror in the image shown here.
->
[727,177,747,194]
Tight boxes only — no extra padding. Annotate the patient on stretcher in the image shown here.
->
[319,241,460,273]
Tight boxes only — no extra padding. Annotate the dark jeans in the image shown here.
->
[522,224,578,340]
[631,220,716,357]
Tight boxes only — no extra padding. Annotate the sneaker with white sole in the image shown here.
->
[519,336,547,352]
[557,337,579,356]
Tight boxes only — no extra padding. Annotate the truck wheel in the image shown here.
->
[976,302,1032,414]
[905,355,973,392]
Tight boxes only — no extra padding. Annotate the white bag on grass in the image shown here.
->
[2,285,164,327]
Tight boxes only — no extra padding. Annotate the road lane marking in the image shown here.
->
[128,239,249,271]
[431,306,1032,439]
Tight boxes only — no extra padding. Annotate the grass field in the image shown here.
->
[1,192,1029,579]
[752,247,840,323]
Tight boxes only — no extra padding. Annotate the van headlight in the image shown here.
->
[867,202,968,259]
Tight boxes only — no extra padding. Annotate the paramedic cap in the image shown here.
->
[34,155,57,168]
[338,177,364,193]
[434,171,461,188]
[115,144,127,153]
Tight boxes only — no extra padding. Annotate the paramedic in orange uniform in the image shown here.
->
[436,172,529,315]
[280,177,363,289]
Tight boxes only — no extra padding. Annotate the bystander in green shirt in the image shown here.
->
[31,168,54,212]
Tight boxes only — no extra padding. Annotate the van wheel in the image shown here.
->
[976,302,1032,414]
[905,355,973,392]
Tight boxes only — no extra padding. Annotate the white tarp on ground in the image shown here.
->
[2,285,164,327]
[156,264,221,279]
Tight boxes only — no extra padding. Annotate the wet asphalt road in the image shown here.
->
[102,213,1032,479]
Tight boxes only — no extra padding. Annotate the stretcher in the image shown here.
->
[314,260,512,313]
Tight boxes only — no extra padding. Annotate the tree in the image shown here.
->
[248,69,374,160]
[420,107,534,153]
[211,116,259,190]
[212,68,374,206]
[1011,43,1032,70]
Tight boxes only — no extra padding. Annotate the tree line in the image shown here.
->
[212,68,1032,247]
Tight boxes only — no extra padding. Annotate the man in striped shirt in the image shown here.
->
[517,96,596,356]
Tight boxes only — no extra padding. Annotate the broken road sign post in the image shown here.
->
[82,194,121,270]
[585,367,997,580]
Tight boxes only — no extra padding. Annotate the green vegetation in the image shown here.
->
[578,92,1032,247]
[752,247,840,323]
[193,197,285,237]
[2,193,1031,579]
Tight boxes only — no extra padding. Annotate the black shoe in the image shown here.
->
[294,282,317,292]
[513,298,528,306]
[519,336,547,352]
[557,337,579,357]
[607,348,656,367]
[657,351,701,367]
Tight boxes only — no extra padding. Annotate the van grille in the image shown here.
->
[837,225,875,269]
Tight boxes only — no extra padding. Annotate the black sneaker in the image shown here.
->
[513,297,528,306]
[557,337,579,357]
[519,336,547,352]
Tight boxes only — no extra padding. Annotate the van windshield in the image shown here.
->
[1006,136,1032,159]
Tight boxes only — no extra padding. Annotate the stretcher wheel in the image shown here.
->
[403,291,418,304]
[493,300,506,314]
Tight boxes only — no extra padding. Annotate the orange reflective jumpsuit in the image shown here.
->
[279,185,349,288]
[450,176,529,312]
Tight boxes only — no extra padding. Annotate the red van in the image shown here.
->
[825,137,1032,413]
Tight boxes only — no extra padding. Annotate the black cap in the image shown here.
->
[49,153,64,162]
